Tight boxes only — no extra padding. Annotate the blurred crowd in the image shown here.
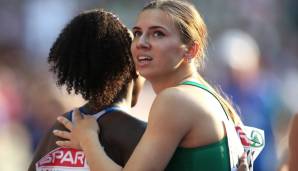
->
[0,0,297,170]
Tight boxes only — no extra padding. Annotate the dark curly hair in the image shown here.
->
[48,9,137,107]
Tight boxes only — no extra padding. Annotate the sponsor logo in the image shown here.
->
[36,147,89,171]
[249,130,264,148]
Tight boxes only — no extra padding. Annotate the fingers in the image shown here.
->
[57,116,73,131]
[56,140,74,148]
[53,129,71,140]
[238,162,249,171]
[238,153,249,171]
[238,160,249,171]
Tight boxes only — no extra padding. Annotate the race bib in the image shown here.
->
[236,125,265,170]
[36,147,89,171]
[223,119,265,171]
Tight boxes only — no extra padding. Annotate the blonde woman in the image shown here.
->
[54,1,255,170]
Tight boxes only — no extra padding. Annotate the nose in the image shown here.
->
[136,34,150,49]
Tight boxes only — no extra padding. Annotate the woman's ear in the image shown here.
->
[183,41,200,63]
[186,41,200,58]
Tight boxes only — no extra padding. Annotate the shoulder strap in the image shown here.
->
[180,81,230,120]
[181,81,265,170]
[180,81,244,169]
[91,106,130,120]
[69,106,130,121]
[66,111,72,121]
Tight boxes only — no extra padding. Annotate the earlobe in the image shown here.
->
[182,45,191,62]
[183,41,200,62]
[184,53,193,63]
[188,41,200,57]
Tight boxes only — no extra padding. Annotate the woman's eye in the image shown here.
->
[153,31,165,38]
[133,31,142,37]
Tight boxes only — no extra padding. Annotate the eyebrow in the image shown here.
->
[132,25,167,31]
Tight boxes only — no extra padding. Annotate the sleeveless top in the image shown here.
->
[165,81,239,171]
[67,106,130,121]
[35,106,129,171]
[165,137,230,171]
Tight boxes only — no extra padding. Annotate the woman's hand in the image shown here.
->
[237,152,249,171]
[53,108,100,150]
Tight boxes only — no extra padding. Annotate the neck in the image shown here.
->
[82,99,131,114]
[149,65,198,94]
[82,82,134,113]
[81,102,106,114]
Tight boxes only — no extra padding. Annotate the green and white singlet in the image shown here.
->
[165,81,244,171]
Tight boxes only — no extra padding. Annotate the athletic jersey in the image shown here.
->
[67,106,130,122]
[165,136,230,171]
[165,81,244,171]
[35,106,129,171]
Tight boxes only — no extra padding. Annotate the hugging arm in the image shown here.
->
[54,110,122,171]
[55,91,192,171]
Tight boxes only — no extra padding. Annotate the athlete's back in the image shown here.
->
[28,109,146,170]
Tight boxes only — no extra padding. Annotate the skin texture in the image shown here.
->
[131,9,187,83]
[289,114,298,171]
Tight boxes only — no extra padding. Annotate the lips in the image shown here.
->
[137,55,153,61]
[136,55,153,66]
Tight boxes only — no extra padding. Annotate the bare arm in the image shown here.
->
[55,88,193,171]
[122,91,192,170]
[289,114,298,171]
[55,111,122,171]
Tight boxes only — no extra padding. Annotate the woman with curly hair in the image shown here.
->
[28,9,146,171]
[54,1,262,171]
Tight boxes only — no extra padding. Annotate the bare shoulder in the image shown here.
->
[151,87,194,115]
[289,114,298,145]
[152,86,219,118]
[148,87,191,131]
[289,114,298,171]
[148,86,203,127]
[153,86,203,107]
[149,86,225,147]
[291,114,298,127]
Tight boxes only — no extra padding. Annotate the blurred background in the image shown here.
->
[0,0,297,170]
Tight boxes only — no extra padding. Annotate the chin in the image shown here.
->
[137,67,159,80]
[137,71,150,80]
